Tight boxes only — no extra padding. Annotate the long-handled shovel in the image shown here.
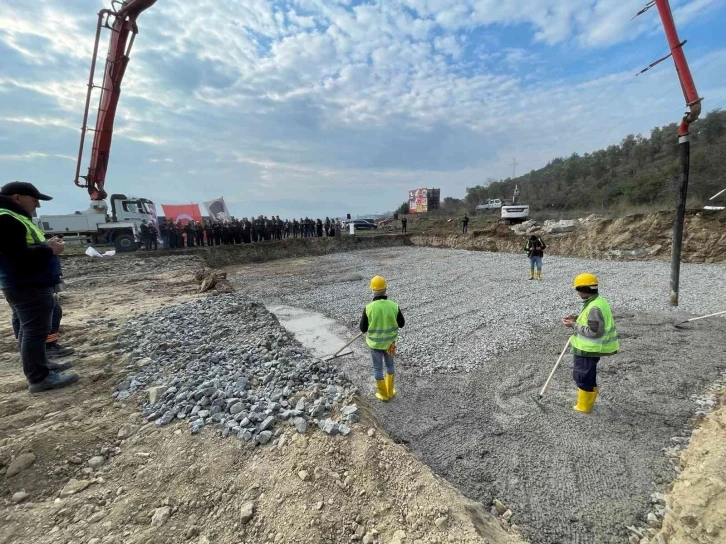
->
[323,332,364,362]
[536,337,572,403]
[675,310,726,329]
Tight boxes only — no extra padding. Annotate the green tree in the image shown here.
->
[453,107,726,212]
[650,126,664,153]
[606,145,621,173]
[442,197,463,209]
[633,141,649,168]
[590,150,608,180]
[397,202,409,215]
[702,109,726,144]
[663,122,680,155]
[621,134,636,158]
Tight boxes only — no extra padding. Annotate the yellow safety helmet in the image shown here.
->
[573,273,598,290]
[370,276,387,291]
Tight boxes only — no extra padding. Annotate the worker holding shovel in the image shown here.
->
[562,273,619,413]
[359,276,405,401]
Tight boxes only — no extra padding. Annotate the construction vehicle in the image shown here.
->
[36,0,158,252]
[35,195,154,252]
[475,199,503,211]
[500,185,530,224]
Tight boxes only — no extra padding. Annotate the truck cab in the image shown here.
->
[36,194,155,252]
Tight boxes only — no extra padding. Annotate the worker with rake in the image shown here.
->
[562,273,619,413]
[360,276,405,401]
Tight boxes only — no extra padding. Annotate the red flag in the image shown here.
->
[161,204,202,225]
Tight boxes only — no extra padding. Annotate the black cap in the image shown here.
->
[0,181,53,201]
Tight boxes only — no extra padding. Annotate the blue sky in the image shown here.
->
[1,0,725,219]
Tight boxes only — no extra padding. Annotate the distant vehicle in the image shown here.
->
[500,204,530,222]
[349,219,378,231]
[476,199,503,211]
[499,185,530,224]
[35,194,154,252]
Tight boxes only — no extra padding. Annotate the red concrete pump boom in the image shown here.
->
[653,0,702,135]
[74,0,157,202]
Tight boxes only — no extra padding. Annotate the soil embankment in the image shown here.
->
[408,210,726,263]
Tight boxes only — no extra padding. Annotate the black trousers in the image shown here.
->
[12,296,61,343]
[573,355,599,391]
[3,286,54,384]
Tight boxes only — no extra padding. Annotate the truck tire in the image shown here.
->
[113,232,137,252]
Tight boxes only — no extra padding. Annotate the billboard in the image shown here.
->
[409,188,429,213]
[408,188,439,213]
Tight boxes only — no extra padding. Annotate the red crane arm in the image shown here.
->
[654,0,702,135]
[74,0,157,201]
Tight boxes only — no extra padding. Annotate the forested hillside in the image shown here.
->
[464,109,726,211]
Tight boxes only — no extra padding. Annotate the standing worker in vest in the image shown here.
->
[0,182,80,392]
[359,276,405,401]
[562,273,619,413]
[525,234,547,280]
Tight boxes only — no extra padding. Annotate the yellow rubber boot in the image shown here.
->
[573,388,594,413]
[375,379,390,402]
[529,270,534,280]
[536,271,542,280]
[385,374,396,399]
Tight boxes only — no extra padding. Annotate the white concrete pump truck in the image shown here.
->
[35,0,159,252]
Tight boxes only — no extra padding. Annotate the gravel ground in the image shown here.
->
[238,247,726,375]
[231,247,726,543]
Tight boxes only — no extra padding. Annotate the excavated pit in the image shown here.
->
[232,247,726,544]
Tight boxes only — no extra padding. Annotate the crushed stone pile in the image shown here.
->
[114,294,358,444]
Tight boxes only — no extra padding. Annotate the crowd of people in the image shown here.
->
[139,216,345,250]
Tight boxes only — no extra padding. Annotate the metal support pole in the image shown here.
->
[670,134,690,306]
[75,10,109,189]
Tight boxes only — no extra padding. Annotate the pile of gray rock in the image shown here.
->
[114,294,356,443]
[510,218,581,235]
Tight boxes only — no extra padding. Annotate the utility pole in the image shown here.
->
[634,0,702,307]
[510,158,519,179]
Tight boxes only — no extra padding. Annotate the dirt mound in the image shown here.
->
[656,382,726,543]
[409,210,726,263]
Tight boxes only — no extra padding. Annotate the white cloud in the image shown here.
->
[0,116,76,131]
[0,151,76,161]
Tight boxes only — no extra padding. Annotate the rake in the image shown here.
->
[323,332,364,362]
[536,337,572,403]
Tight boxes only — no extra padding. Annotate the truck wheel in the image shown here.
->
[114,232,137,252]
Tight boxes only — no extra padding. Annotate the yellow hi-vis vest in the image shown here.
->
[365,299,399,350]
[0,209,46,244]
[571,295,619,357]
